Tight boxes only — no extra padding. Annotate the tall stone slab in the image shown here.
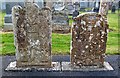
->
[71,12,109,68]
[12,2,52,67]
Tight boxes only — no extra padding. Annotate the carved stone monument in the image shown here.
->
[111,5,116,13]
[74,2,80,11]
[66,3,74,15]
[3,2,24,31]
[3,1,44,31]
[52,2,70,33]
[12,2,52,67]
[72,10,79,18]
[71,12,109,68]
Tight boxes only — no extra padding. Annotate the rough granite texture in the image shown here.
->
[12,3,52,67]
[71,12,109,68]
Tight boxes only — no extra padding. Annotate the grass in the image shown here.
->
[0,11,5,28]
[0,33,71,55]
[0,10,119,55]
[106,32,119,55]
[108,11,118,31]
[52,33,71,55]
[106,11,119,55]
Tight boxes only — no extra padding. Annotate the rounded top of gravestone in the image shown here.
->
[74,12,100,19]
[12,5,23,13]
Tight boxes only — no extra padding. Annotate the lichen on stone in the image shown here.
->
[71,12,109,68]
[12,2,52,67]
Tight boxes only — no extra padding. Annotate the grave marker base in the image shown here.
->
[3,23,13,31]
[5,61,113,72]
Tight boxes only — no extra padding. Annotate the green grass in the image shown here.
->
[0,10,119,55]
[106,10,119,55]
[0,33,71,55]
[0,11,5,28]
[106,32,119,55]
[0,33,15,55]
[52,33,71,55]
[107,11,118,31]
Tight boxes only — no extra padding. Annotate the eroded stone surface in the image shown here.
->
[71,12,109,68]
[12,3,52,67]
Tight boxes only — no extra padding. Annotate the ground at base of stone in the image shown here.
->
[5,61,113,72]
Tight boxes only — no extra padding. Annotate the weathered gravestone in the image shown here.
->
[66,3,74,15]
[12,2,52,67]
[4,2,24,31]
[72,10,79,19]
[71,12,109,68]
[74,2,80,11]
[92,1,100,13]
[52,2,70,33]
[3,1,44,31]
[111,5,116,13]
[52,11,70,33]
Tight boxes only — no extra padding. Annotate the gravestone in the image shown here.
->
[93,1,100,13]
[3,1,44,31]
[66,3,74,15]
[80,1,88,11]
[92,7,99,13]
[52,2,70,33]
[111,5,116,13]
[72,10,79,19]
[71,12,109,68]
[5,0,114,71]
[12,2,52,67]
[4,2,24,31]
[74,2,80,11]
[119,1,120,8]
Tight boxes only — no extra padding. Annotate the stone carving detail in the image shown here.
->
[71,12,109,68]
[12,3,52,67]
